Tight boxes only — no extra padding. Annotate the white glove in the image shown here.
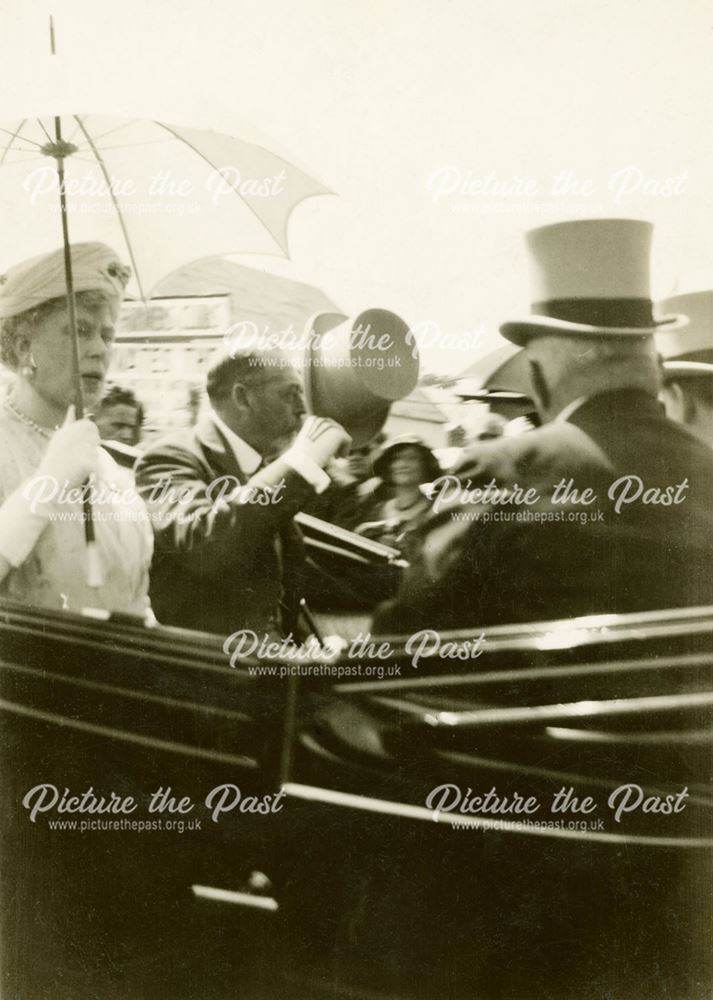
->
[290,416,352,467]
[0,405,101,570]
[283,416,352,493]
[35,405,101,489]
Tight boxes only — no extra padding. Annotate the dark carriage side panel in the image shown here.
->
[0,604,291,999]
[2,602,713,999]
[282,607,713,999]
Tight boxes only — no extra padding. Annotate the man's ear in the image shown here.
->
[230,381,250,411]
[528,359,550,413]
[662,381,691,425]
[678,383,698,425]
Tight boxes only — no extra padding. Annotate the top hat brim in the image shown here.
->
[500,312,688,347]
[302,311,345,418]
[662,360,713,383]
[303,311,393,447]
[454,387,533,403]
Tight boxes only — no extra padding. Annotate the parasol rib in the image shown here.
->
[72,115,148,303]
[155,122,288,255]
[0,121,32,166]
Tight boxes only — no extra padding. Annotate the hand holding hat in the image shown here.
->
[283,415,352,493]
[292,415,352,465]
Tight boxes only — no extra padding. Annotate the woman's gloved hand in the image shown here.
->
[36,404,101,488]
[0,404,101,572]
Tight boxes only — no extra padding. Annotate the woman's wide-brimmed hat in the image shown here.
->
[303,308,419,446]
[500,219,686,346]
[373,435,442,482]
[656,290,713,364]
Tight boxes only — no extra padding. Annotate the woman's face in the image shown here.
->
[22,298,117,413]
[347,446,372,480]
[389,446,427,486]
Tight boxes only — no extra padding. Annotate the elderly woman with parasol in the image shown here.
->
[0,242,153,614]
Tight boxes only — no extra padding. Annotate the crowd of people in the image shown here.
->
[1,217,713,645]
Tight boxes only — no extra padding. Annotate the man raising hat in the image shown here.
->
[135,344,351,638]
[374,219,713,633]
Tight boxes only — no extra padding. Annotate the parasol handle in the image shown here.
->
[53,115,102,588]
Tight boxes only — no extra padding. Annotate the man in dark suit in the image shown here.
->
[374,219,713,634]
[135,347,350,637]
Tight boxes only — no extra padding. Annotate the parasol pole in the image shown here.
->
[51,117,102,588]
[52,121,83,416]
[48,19,102,587]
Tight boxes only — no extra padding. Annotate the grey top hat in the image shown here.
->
[302,308,420,446]
[500,219,686,346]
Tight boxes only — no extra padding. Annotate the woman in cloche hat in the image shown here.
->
[0,243,153,614]
[356,436,441,552]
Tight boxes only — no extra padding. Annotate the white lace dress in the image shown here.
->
[0,403,153,615]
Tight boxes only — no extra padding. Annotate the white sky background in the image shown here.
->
[1,0,712,373]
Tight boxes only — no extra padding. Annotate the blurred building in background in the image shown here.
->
[385,386,449,448]
[112,258,340,442]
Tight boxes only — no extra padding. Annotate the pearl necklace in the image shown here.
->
[4,397,57,440]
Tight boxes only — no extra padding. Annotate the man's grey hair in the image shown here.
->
[206,346,289,404]
[525,333,662,402]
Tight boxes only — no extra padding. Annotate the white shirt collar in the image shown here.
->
[554,397,588,424]
[211,410,262,475]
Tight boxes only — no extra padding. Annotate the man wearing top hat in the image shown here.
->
[660,360,713,449]
[374,218,713,634]
[135,345,351,637]
[656,290,713,448]
[657,289,713,365]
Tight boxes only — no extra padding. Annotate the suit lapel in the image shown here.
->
[195,414,248,484]
[195,414,307,636]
